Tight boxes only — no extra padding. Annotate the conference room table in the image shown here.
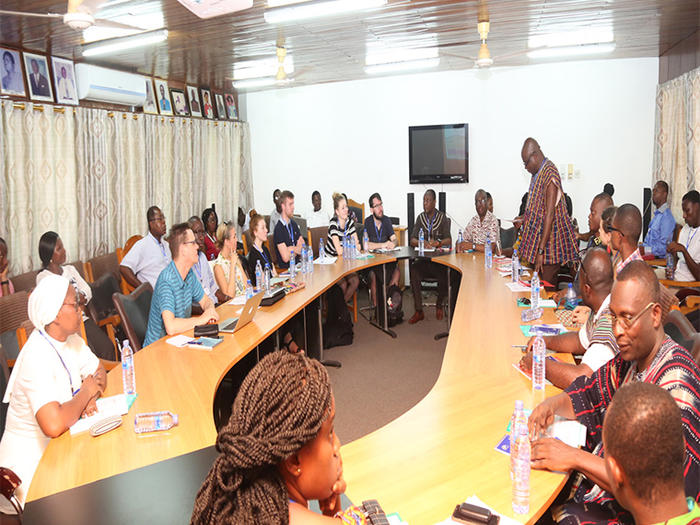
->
[24,251,571,524]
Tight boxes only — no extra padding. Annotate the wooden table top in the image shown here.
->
[27,252,570,524]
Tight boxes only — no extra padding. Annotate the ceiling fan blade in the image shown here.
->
[493,46,543,61]
[441,51,477,61]
[0,10,63,19]
[68,0,105,15]
[93,17,147,30]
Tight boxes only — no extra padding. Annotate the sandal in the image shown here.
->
[282,334,305,355]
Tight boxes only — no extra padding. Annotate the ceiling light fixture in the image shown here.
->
[81,28,168,57]
[264,0,386,24]
[365,58,440,75]
[234,56,294,80]
[527,42,616,59]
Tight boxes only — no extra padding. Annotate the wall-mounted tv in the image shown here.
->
[409,123,468,184]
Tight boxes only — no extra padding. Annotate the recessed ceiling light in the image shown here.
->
[233,56,294,80]
[81,29,168,57]
[264,0,386,24]
[527,43,616,59]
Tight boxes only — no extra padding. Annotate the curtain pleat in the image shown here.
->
[0,101,253,274]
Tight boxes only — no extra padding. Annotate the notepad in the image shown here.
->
[520,324,568,337]
[506,282,530,292]
[314,256,337,265]
[70,394,135,435]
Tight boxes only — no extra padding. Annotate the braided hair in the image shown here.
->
[191,351,332,525]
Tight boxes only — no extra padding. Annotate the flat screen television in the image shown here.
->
[409,123,468,184]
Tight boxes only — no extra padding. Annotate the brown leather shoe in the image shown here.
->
[408,311,424,324]
[436,306,444,321]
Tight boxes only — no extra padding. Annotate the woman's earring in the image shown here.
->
[296,468,301,474]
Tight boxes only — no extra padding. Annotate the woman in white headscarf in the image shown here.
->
[0,274,106,513]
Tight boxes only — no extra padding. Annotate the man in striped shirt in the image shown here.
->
[528,261,700,525]
[520,248,618,389]
[609,204,643,276]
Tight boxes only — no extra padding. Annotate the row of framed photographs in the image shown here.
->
[1,46,238,120]
[146,79,238,120]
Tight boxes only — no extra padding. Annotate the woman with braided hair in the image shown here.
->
[192,351,367,524]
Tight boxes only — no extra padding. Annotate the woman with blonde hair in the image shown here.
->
[213,223,249,300]
[324,193,360,302]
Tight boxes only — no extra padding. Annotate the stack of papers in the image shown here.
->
[519,324,567,337]
[506,282,531,292]
[314,256,337,265]
[70,394,135,435]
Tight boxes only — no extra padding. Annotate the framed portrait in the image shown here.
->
[201,89,214,119]
[186,85,202,117]
[170,88,189,116]
[224,93,238,120]
[23,52,53,102]
[0,47,26,97]
[154,78,173,115]
[143,77,158,114]
[50,56,78,105]
[214,93,226,120]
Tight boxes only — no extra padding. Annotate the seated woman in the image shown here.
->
[202,208,220,261]
[0,274,105,512]
[247,214,303,354]
[324,193,360,302]
[36,231,113,360]
[213,223,248,300]
[0,237,14,296]
[191,351,372,524]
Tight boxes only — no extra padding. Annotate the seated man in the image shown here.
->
[120,205,171,290]
[609,203,643,275]
[269,188,282,234]
[364,192,400,307]
[306,190,330,228]
[457,189,499,253]
[603,382,700,525]
[580,192,613,249]
[408,189,451,323]
[521,248,618,389]
[187,216,226,305]
[529,261,700,525]
[274,190,305,270]
[643,180,675,258]
[144,223,219,346]
[667,190,700,283]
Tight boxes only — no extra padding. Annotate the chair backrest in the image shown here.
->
[673,223,682,242]
[118,235,143,294]
[294,216,308,238]
[308,226,327,258]
[88,273,121,322]
[112,283,153,352]
[242,229,253,256]
[664,309,700,363]
[86,251,120,284]
[266,233,280,267]
[9,270,39,293]
[66,260,86,280]
[0,291,29,336]
[500,227,516,250]
[263,215,271,231]
[347,198,365,225]
[388,215,400,226]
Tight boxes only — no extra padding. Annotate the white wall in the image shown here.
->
[242,57,658,235]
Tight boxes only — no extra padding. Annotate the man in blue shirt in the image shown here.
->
[144,223,219,346]
[273,190,305,270]
[364,192,400,307]
[643,181,676,257]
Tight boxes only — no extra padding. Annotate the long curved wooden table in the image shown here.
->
[26,253,569,523]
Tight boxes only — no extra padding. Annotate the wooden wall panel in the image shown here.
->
[660,29,700,83]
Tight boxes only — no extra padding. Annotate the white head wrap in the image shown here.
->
[28,273,70,331]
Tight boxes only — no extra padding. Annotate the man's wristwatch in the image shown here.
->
[537,247,544,255]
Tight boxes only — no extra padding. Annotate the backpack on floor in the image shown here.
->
[386,284,404,327]
[324,284,354,348]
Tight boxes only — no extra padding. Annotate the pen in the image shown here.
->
[512,344,527,350]
[188,340,203,345]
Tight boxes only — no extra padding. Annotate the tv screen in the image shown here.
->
[409,124,468,184]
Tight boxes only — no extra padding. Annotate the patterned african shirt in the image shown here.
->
[519,159,578,265]
[463,210,500,246]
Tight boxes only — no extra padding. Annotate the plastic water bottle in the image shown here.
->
[307,246,314,274]
[133,411,179,434]
[521,306,543,323]
[255,260,263,292]
[319,239,326,260]
[419,228,425,255]
[511,249,520,283]
[484,234,493,269]
[245,279,253,299]
[512,422,531,514]
[457,230,463,252]
[363,230,370,253]
[510,400,527,479]
[264,263,271,294]
[300,245,307,274]
[532,335,546,391]
[565,283,577,309]
[121,339,136,395]
[289,250,296,279]
[666,251,675,280]
[530,271,540,310]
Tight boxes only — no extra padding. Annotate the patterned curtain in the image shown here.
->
[0,103,78,274]
[0,100,253,274]
[652,66,700,218]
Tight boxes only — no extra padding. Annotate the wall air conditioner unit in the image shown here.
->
[75,64,146,106]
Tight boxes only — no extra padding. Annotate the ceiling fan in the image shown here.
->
[0,0,146,31]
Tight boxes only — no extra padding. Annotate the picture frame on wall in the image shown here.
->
[23,51,53,102]
[154,78,173,115]
[171,88,189,116]
[143,77,159,114]
[224,93,237,120]
[201,89,214,119]
[186,85,202,117]
[50,56,78,105]
[0,47,26,96]
[214,93,226,120]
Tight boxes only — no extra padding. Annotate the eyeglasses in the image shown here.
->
[149,216,166,223]
[607,225,625,236]
[371,202,383,209]
[183,240,198,246]
[475,198,487,205]
[610,302,655,330]
[61,300,80,311]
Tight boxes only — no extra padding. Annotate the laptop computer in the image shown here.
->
[219,291,264,334]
